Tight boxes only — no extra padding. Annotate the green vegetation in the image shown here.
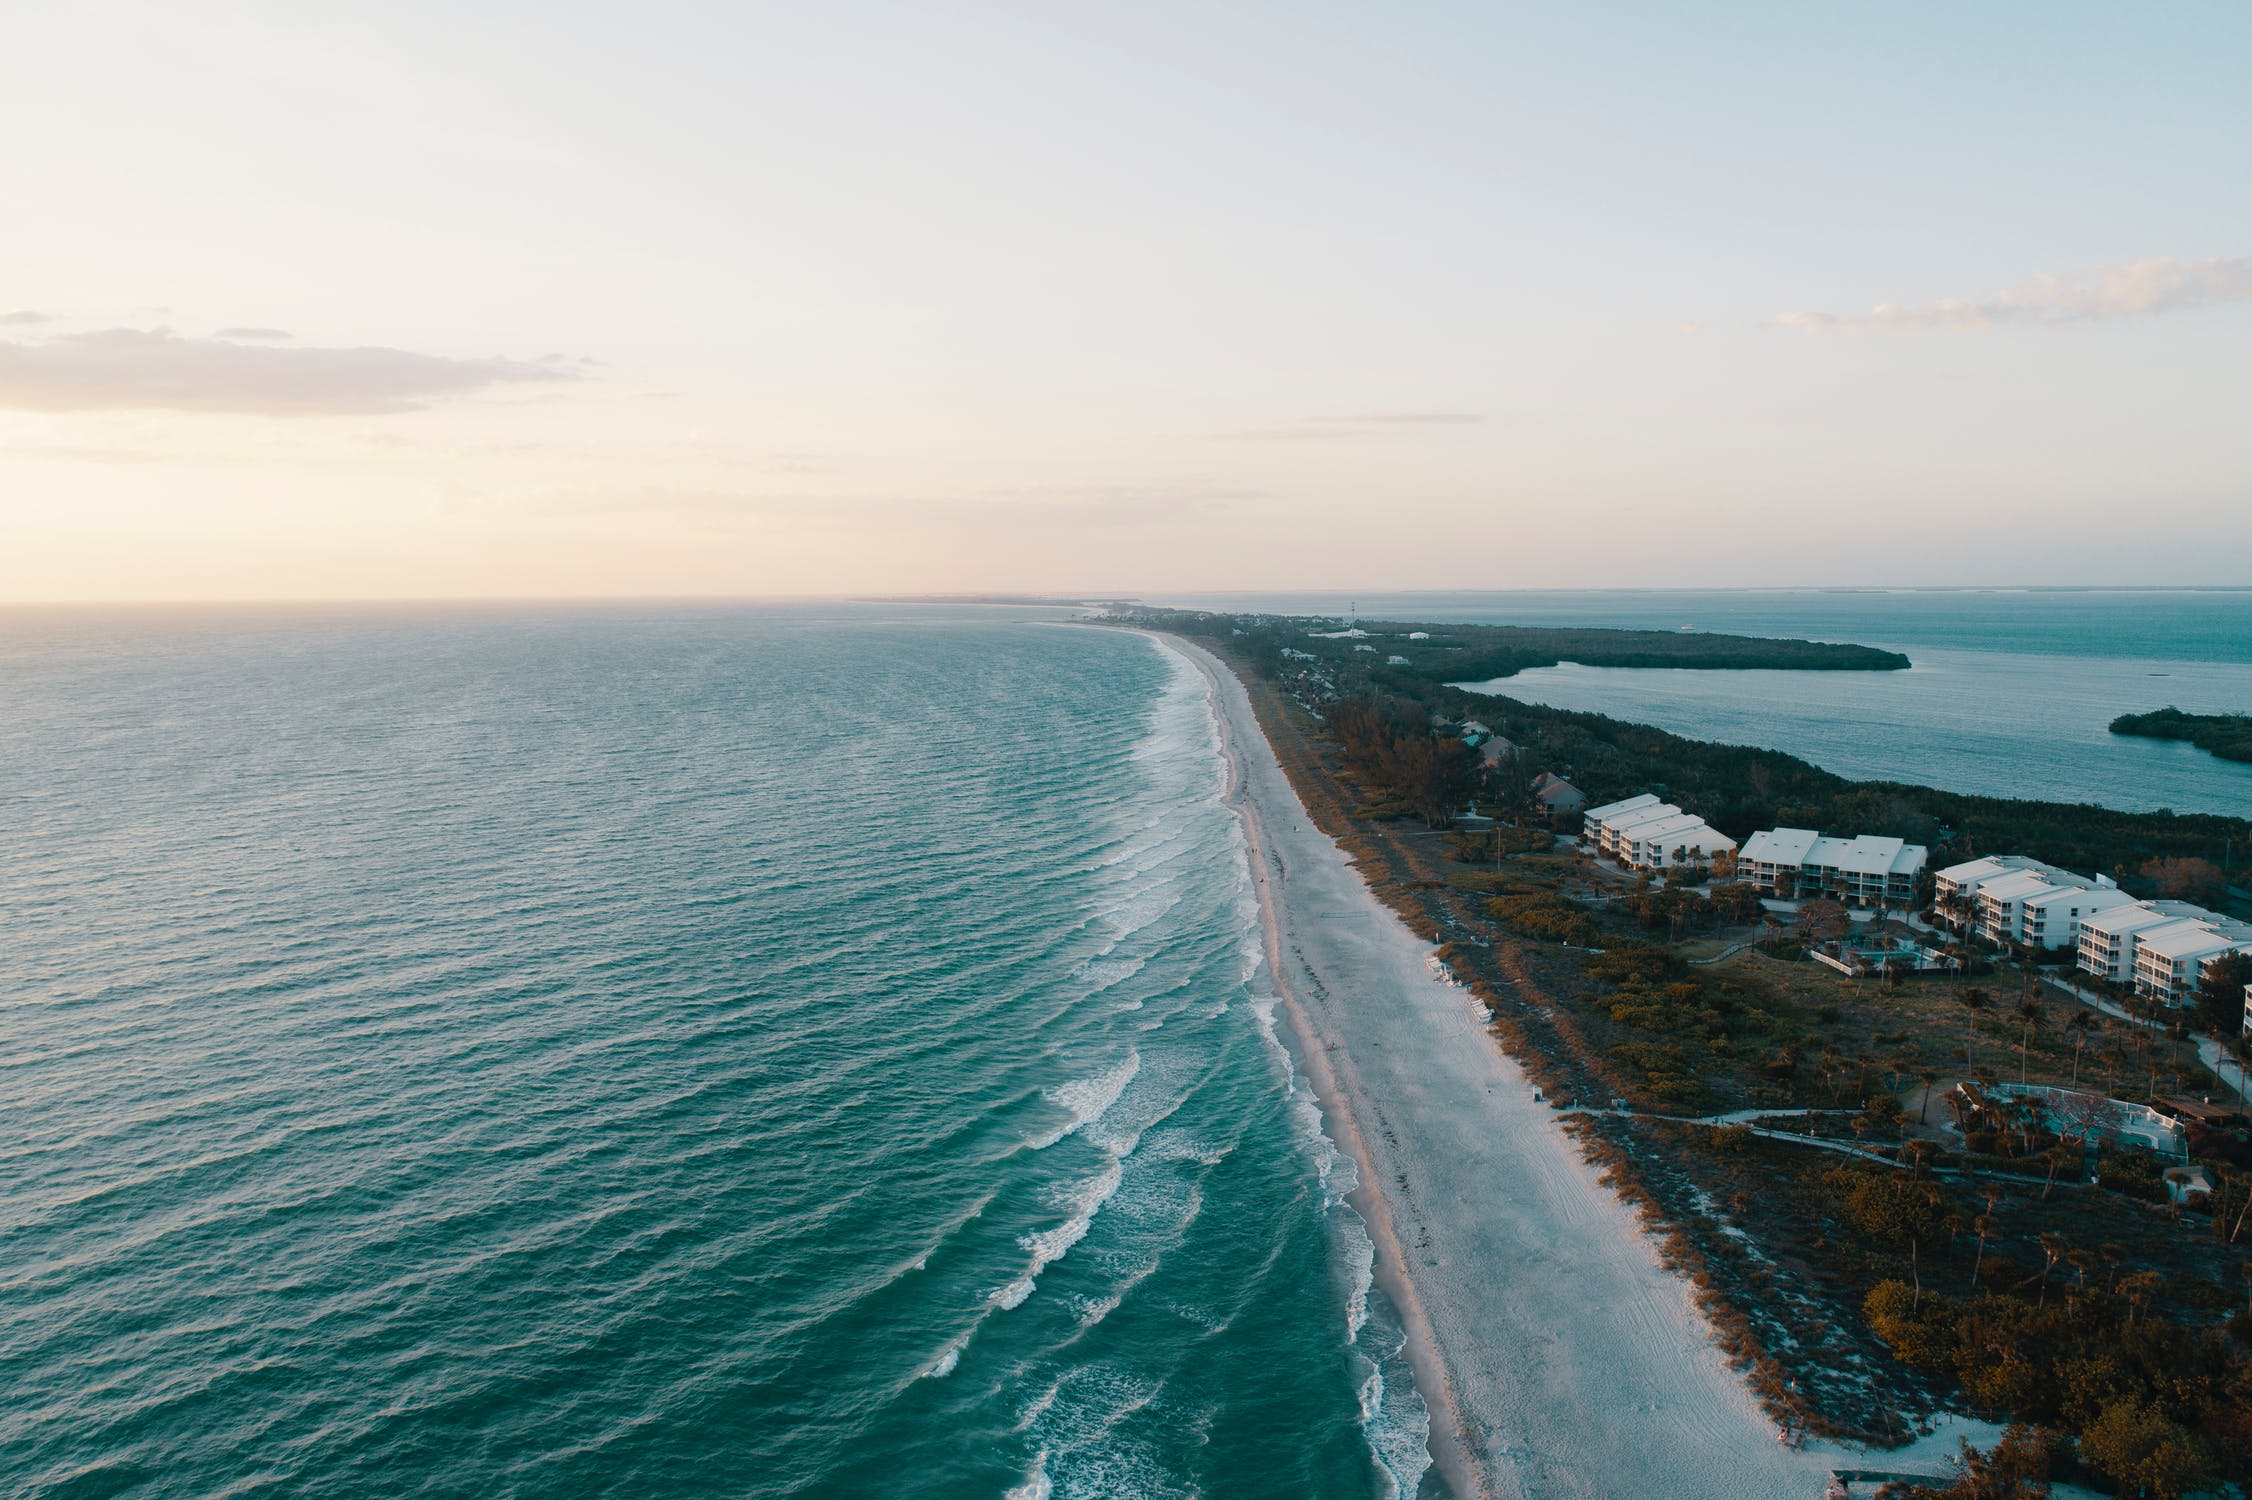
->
[1864,1264,2249,1498]
[2111,707,2252,766]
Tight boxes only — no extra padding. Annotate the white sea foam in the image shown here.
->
[1357,1326,1434,1500]
[1029,1052,1139,1150]
[921,1331,969,1379]
[1141,628,1442,1500]
[1072,954,1146,996]
[991,1152,1127,1312]
[1003,1451,1052,1500]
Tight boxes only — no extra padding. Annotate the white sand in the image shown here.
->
[1163,633,1842,1500]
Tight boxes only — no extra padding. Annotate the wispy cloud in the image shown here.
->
[0,327,578,414]
[1,310,53,327]
[212,326,293,341]
[1211,411,1484,441]
[1778,255,2252,333]
[549,484,1256,529]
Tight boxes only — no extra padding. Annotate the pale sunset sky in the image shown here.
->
[5,2,2249,601]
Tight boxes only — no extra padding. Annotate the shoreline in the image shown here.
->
[1166,632,1484,1500]
[1152,629,1832,1499]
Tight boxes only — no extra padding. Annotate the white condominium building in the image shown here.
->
[1973,869,2104,946]
[1738,827,1928,907]
[2075,901,2212,982]
[2015,882,2140,951]
[1598,803,1685,862]
[1582,793,1663,846]
[1932,854,2075,913]
[1931,855,2108,942]
[1617,812,1736,871]
[1581,793,1735,871]
[2131,917,2252,1004]
[2074,898,2252,1002]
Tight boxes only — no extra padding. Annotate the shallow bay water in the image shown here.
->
[1159,589,2252,815]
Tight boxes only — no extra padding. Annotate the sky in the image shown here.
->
[4,1,2250,601]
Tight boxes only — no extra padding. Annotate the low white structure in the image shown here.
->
[1586,797,1735,871]
[1932,854,2081,934]
[2076,899,2252,1003]
[2076,901,2209,982]
[1974,868,2122,946]
[1737,827,1927,907]
[1619,812,1736,871]
[2132,917,2252,1005]
[1597,802,1680,860]
[2015,882,2140,951]
[1582,793,1663,845]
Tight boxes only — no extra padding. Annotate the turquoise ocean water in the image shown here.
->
[0,605,1427,1499]
[1158,590,2252,817]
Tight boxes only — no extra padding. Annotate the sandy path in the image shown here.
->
[1161,633,1831,1500]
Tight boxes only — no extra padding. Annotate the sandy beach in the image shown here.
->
[1161,632,1836,1500]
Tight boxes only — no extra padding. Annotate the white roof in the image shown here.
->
[2135,921,2247,963]
[1937,854,2071,890]
[1936,855,2013,884]
[2078,902,2176,938]
[1585,793,1662,823]
[1606,803,1687,836]
[1976,869,2062,904]
[2021,884,2135,915]
[1625,813,1735,849]
[1743,828,1927,878]
[1741,827,1821,866]
[1812,834,1921,878]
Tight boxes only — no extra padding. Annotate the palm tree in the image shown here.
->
[1915,1062,1939,1124]
[2119,1269,2162,1328]
[2066,1011,2099,1087]
[2014,997,2046,1086]
[1969,1212,1998,1290]
[2037,1232,2068,1307]
[2099,1041,2125,1097]
[1959,986,1991,1071]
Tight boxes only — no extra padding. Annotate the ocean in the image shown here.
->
[1155,590,2252,818]
[0,604,1427,1500]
